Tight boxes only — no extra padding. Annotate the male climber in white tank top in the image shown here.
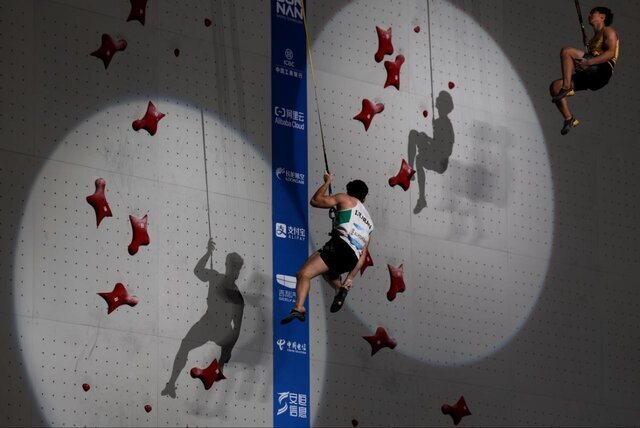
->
[281,172,374,324]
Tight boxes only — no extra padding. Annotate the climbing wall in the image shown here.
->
[1,0,272,426]
[2,0,640,427]
[304,0,640,426]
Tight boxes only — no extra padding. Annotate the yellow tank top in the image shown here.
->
[588,28,619,68]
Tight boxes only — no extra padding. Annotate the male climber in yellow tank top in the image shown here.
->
[549,6,619,135]
[281,172,374,324]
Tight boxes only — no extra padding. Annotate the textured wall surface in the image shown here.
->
[1,0,639,427]
[1,1,272,426]
[305,1,640,426]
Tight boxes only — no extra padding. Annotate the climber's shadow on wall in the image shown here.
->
[408,90,455,214]
[161,238,245,399]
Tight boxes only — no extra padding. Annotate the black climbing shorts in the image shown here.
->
[318,236,359,280]
[573,58,613,92]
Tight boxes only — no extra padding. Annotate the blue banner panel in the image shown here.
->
[272,0,309,427]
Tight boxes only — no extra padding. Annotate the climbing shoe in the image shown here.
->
[552,87,575,103]
[560,117,579,135]
[330,287,349,313]
[280,309,306,324]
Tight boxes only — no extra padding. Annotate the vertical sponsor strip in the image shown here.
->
[272,0,309,427]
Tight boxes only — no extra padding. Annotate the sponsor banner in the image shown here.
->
[275,222,307,241]
[276,166,306,185]
[275,47,304,80]
[276,338,308,355]
[275,0,304,23]
[276,391,309,419]
[272,0,309,426]
[274,105,306,130]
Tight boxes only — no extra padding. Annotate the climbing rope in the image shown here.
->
[300,1,336,227]
[200,108,214,269]
[574,0,588,51]
[426,0,437,119]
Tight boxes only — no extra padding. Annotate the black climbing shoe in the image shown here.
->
[280,309,305,324]
[560,117,579,135]
[330,287,349,313]
[552,87,575,103]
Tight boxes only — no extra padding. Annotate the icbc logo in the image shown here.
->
[284,49,295,67]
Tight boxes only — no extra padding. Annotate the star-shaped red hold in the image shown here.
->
[128,214,150,255]
[90,34,127,69]
[98,282,139,314]
[387,263,406,301]
[384,55,405,90]
[353,99,384,131]
[86,178,113,227]
[132,101,165,136]
[127,0,148,25]
[374,26,394,63]
[441,396,471,426]
[362,327,397,356]
[191,359,226,390]
[388,159,416,191]
[360,250,374,276]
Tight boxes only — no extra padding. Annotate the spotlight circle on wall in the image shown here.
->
[309,0,552,366]
[12,98,271,425]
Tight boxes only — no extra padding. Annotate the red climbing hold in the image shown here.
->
[384,55,405,90]
[448,81,456,89]
[90,34,127,69]
[414,26,421,33]
[388,159,416,191]
[86,178,113,227]
[144,404,152,413]
[132,101,165,136]
[363,327,397,356]
[128,214,150,255]
[441,396,471,426]
[204,18,212,27]
[374,26,394,63]
[353,99,384,131]
[360,250,374,276]
[98,282,139,314]
[174,48,180,57]
[190,359,226,390]
[423,110,429,118]
[127,0,148,25]
[386,264,406,301]
[352,419,359,427]
[82,383,90,392]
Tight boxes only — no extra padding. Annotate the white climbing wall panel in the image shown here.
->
[306,0,640,426]
[1,0,640,427]
[2,0,272,426]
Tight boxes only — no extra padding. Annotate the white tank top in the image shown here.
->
[334,201,374,258]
